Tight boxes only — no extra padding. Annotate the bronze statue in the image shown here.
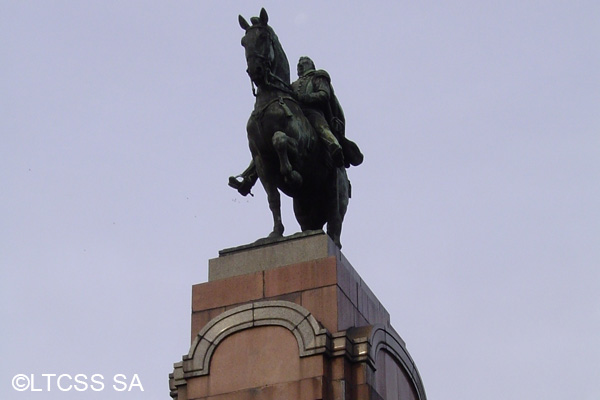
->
[230,8,362,248]
[229,57,363,196]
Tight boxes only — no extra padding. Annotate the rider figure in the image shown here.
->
[229,56,363,196]
[293,56,345,168]
[294,56,364,169]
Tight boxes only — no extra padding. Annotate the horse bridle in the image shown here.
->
[244,26,294,96]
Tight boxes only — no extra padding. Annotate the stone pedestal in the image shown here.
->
[170,231,426,400]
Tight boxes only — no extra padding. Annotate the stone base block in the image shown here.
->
[170,231,426,400]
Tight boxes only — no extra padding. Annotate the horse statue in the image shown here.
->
[238,8,350,248]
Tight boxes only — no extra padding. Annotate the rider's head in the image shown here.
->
[297,56,315,77]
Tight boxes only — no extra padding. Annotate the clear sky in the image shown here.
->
[2,1,599,399]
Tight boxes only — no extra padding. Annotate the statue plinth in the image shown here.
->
[170,231,427,400]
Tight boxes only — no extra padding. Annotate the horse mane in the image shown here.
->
[264,25,290,85]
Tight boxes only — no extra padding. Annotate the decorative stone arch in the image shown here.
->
[169,302,428,400]
[368,324,427,400]
[172,300,329,386]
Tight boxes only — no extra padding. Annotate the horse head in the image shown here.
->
[239,8,290,90]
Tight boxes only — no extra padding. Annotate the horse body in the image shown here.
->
[239,9,349,247]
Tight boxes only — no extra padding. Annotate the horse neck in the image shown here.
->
[269,30,290,84]
[263,54,293,97]
[271,63,290,86]
[255,85,289,107]
[251,27,292,106]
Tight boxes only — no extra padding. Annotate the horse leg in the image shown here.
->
[327,168,348,248]
[272,131,302,187]
[327,185,342,248]
[250,142,285,238]
[262,180,285,238]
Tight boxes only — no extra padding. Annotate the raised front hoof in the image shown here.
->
[284,170,303,187]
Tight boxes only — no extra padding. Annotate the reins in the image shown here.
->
[251,95,296,121]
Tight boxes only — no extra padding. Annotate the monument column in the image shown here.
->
[170,231,426,400]
[171,8,427,399]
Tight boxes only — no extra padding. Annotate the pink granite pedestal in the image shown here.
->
[170,231,426,400]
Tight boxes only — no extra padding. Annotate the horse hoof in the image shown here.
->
[268,224,284,238]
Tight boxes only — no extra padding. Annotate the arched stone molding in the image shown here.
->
[367,325,427,400]
[344,325,426,400]
[175,300,329,382]
[169,305,428,400]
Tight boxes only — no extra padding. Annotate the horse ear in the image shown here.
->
[239,15,250,30]
[259,8,269,24]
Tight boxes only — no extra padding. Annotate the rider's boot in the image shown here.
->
[228,162,259,196]
[319,126,344,167]
[228,176,255,196]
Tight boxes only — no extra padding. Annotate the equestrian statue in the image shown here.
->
[229,8,363,248]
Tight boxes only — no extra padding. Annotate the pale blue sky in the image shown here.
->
[2,1,599,399]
